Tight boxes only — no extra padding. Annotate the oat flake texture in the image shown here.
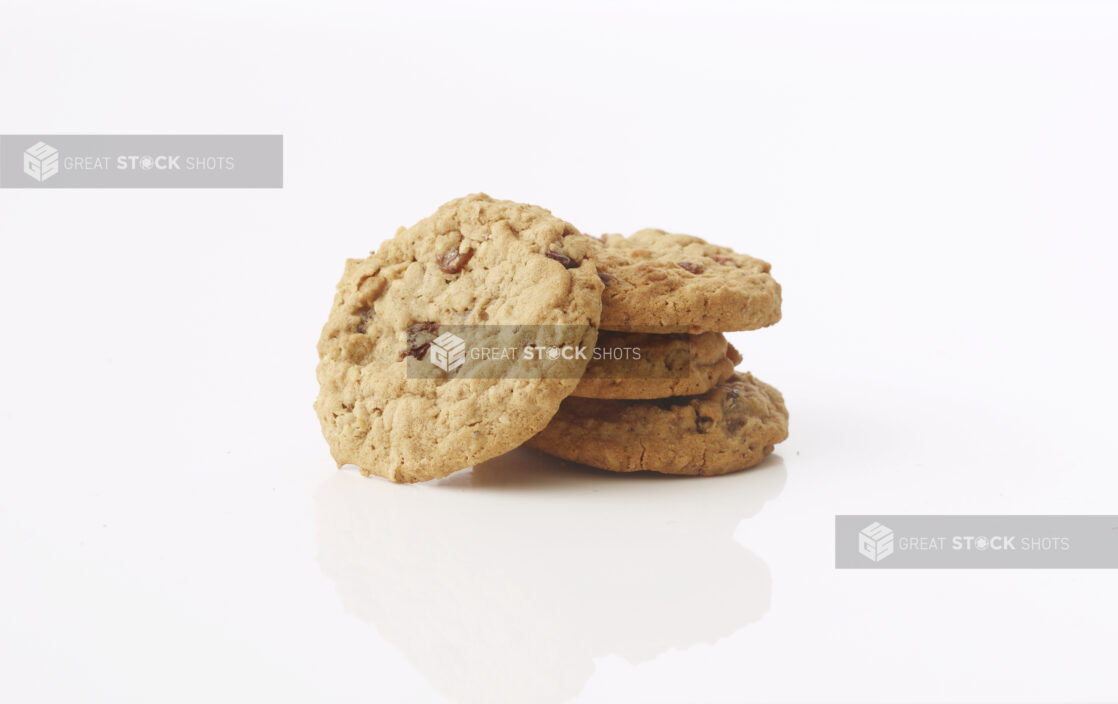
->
[528,372,789,476]
[315,194,603,482]
[572,330,741,400]
[591,229,782,333]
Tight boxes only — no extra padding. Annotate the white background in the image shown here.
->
[2,1,1117,702]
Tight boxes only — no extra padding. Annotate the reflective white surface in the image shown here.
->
[318,451,783,704]
[3,1,1118,701]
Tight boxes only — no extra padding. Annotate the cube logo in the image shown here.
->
[23,142,60,182]
[429,332,466,372]
[859,522,895,562]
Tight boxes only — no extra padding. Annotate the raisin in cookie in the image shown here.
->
[527,372,788,476]
[315,194,603,483]
[592,229,782,333]
[573,331,741,400]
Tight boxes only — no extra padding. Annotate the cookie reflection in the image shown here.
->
[316,448,786,704]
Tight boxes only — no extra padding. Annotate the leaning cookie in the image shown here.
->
[527,372,788,476]
[591,229,782,333]
[573,331,741,400]
[315,194,603,483]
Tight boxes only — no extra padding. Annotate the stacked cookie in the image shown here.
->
[315,194,788,483]
[526,230,789,476]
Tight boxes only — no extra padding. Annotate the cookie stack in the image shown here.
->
[315,194,788,483]
[526,230,789,476]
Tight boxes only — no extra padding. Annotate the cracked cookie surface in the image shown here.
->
[591,229,782,333]
[315,194,603,482]
[573,331,741,400]
[527,372,788,476]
